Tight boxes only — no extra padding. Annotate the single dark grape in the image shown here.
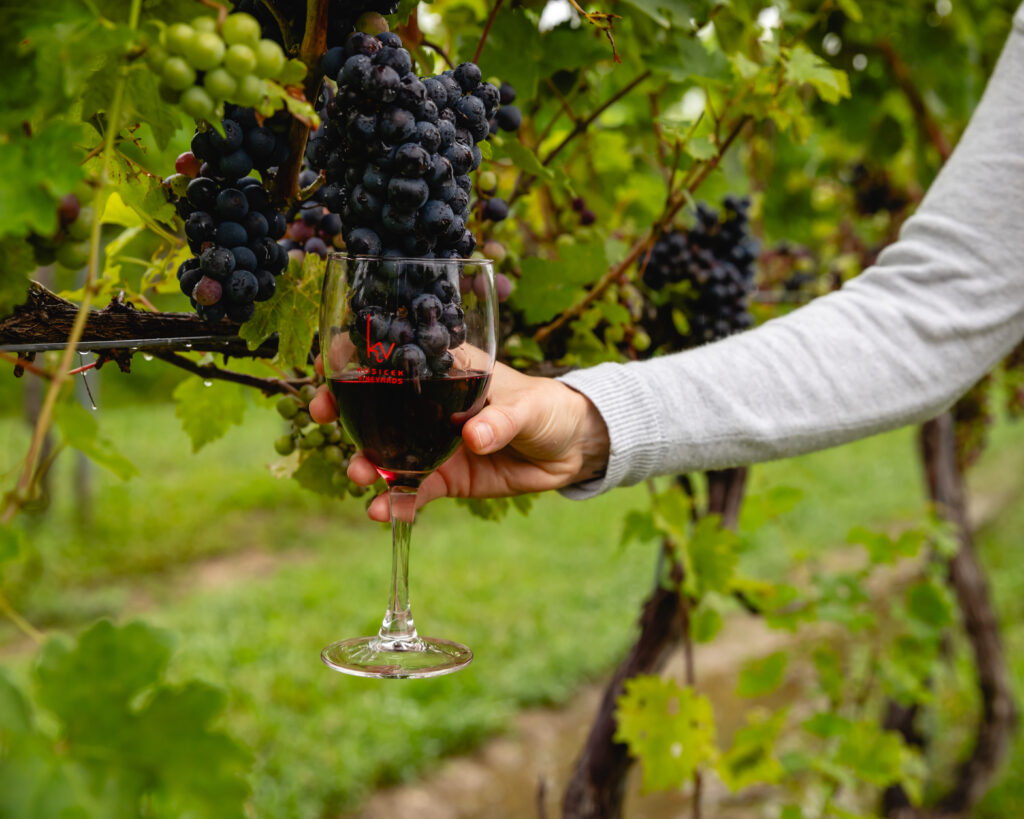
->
[415,323,449,356]
[499,82,516,105]
[387,177,429,212]
[201,246,236,279]
[419,200,454,235]
[347,227,382,255]
[495,105,522,132]
[377,106,415,143]
[392,143,431,177]
[220,149,254,179]
[373,45,412,76]
[216,221,248,248]
[185,211,216,243]
[179,266,204,297]
[482,197,509,222]
[186,177,219,210]
[209,120,244,153]
[233,246,258,271]
[216,188,249,220]
[305,237,328,258]
[388,318,415,344]
[453,62,482,92]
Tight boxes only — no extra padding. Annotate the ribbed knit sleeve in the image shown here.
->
[558,6,1024,500]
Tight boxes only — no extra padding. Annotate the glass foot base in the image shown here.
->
[321,635,473,679]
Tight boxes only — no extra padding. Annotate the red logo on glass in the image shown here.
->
[367,313,395,363]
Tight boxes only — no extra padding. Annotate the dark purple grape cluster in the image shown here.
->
[187,105,291,181]
[642,196,758,344]
[169,107,291,322]
[849,162,908,216]
[348,259,468,378]
[279,170,345,263]
[305,31,498,259]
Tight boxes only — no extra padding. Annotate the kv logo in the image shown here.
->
[367,314,395,363]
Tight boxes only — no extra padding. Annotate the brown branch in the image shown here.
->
[542,71,651,168]
[151,351,306,397]
[473,0,504,64]
[0,283,281,359]
[877,39,952,163]
[533,115,748,345]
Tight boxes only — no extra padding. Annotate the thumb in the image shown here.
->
[463,402,527,455]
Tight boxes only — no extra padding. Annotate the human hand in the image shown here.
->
[309,357,610,521]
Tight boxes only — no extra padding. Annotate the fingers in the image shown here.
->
[314,354,324,377]
[462,403,524,455]
[347,452,379,485]
[309,385,337,424]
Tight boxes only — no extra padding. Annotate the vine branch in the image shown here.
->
[151,351,306,397]
[473,0,504,64]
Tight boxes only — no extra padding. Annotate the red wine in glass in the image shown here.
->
[330,371,490,485]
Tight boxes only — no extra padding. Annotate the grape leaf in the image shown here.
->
[784,45,850,104]
[685,515,739,598]
[511,240,607,324]
[240,254,324,370]
[615,675,717,793]
[173,376,249,453]
[718,708,786,791]
[0,237,35,319]
[620,509,660,548]
[0,670,32,736]
[691,604,723,643]
[34,620,175,748]
[905,579,954,629]
[293,451,339,498]
[55,401,138,480]
[737,651,788,698]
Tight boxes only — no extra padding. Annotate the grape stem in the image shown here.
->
[151,350,306,397]
[473,0,504,64]
[258,0,297,53]
[0,351,51,380]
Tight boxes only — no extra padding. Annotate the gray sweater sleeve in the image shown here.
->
[557,7,1024,499]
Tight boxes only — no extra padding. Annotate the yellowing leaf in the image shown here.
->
[615,675,717,793]
[718,708,787,791]
[737,651,788,698]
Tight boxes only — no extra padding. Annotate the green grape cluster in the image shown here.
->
[274,385,366,497]
[145,12,306,120]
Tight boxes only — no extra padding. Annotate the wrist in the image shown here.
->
[567,387,610,485]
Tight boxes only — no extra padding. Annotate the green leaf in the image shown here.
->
[0,236,36,319]
[691,604,723,643]
[240,253,323,370]
[0,524,24,569]
[812,645,844,702]
[55,401,138,480]
[511,240,608,324]
[293,451,340,498]
[647,36,729,81]
[834,0,863,23]
[172,376,249,453]
[905,579,954,629]
[685,515,739,598]
[847,526,925,564]
[737,651,787,697]
[718,708,786,791]
[685,136,717,161]
[780,807,805,819]
[620,509,660,548]
[784,45,850,104]
[615,675,717,793]
[0,669,33,736]
[34,620,174,748]
[622,0,700,28]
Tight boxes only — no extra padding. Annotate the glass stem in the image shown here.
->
[377,485,421,649]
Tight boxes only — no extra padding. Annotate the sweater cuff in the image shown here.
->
[555,362,666,500]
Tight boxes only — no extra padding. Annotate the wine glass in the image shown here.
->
[319,253,496,679]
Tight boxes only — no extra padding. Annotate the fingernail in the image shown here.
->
[473,422,494,450]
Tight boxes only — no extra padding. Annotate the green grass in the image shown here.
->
[2,398,1024,817]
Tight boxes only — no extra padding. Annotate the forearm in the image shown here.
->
[558,8,1024,498]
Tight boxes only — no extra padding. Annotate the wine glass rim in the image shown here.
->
[327,252,494,265]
